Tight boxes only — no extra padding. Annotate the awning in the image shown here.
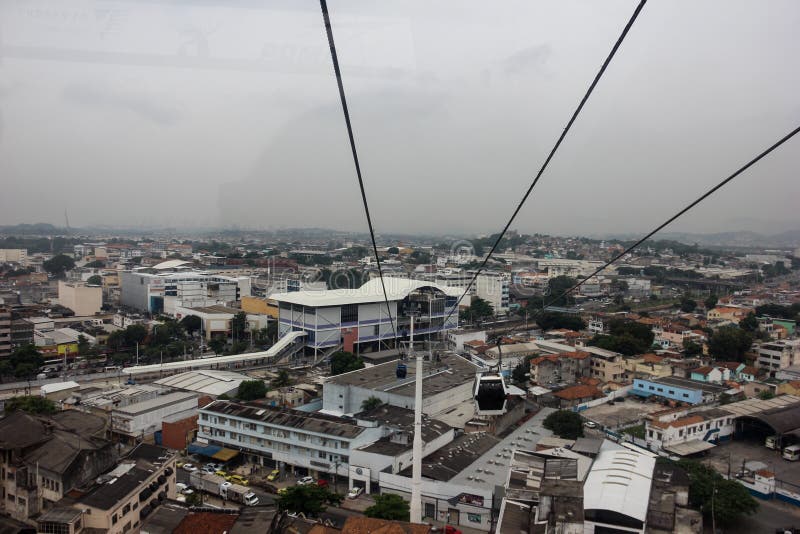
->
[212,448,239,462]
[664,440,716,456]
[188,442,222,457]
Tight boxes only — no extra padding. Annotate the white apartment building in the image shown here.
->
[120,270,246,315]
[475,273,509,314]
[112,392,198,442]
[197,400,383,478]
[0,249,28,265]
[58,281,102,316]
[756,340,800,372]
[644,407,734,453]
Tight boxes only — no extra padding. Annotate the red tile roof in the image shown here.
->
[173,513,238,534]
[553,384,603,401]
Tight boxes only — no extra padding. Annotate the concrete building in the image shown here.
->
[58,281,102,316]
[173,304,269,341]
[755,339,800,372]
[112,392,199,443]
[119,270,245,315]
[0,411,117,521]
[0,306,10,359]
[529,351,591,386]
[645,407,734,455]
[322,352,479,418]
[631,377,728,405]
[0,249,28,265]
[273,278,459,355]
[377,409,555,532]
[42,443,178,534]
[153,370,248,398]
[475,273,509,315]
[349,405,455,494]
[446,329,487,352]
[197,400,383,478]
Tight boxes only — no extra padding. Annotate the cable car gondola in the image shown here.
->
[474,338,509,415]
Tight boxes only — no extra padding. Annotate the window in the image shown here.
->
[122,503,131,515]
[668,390,675,395]
[341,304,358,323]
[683,393,689,398]
[112,514,118,525]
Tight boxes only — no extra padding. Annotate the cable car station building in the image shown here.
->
[272,278,460,355]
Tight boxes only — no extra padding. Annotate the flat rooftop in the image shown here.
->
[203,400,366,439]
[80,444,174,511]
[327,352,478,398]
[650,376,728,393]
[357,404,452,443]
[114,391,198,415]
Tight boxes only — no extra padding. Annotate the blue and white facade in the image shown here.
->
[631,378,712,404]
[272,278,460,352]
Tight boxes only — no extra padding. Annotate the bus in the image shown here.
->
[783,444,800,461]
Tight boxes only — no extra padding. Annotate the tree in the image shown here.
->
[739,312,758,333]
[466,297,494,321]
[237,380,267,401]
[683,340,703,357]
[180,315,202,335]
[124,324,148,346]
[272,369,292,388]
[43,254,75,279]
[680,297,697,313]
[85,259,105,268]
[361,396,383,412]
[86,274,102,286]
[512,355,533,385]
[277,484,342,517]
[10,344,43,378]
[231,312,248,340]
[208,337,226,355]
[5,396,57,415]
[675,459,758,525]
[704,294,718,309]
[758,390,775,400]
[546,276,578,306]
[77,334,91,356]
[387,247,400,255]
[536,312,586,332]
[365,493,410,521]
[330,351,365,375]
[707,326,753,361]
[543,410,584,440]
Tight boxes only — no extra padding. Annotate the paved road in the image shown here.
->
[723,498,800,533]
[176,467,275,506]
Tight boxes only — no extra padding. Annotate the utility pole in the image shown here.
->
[410,313,423,524]
[711,481,716,534]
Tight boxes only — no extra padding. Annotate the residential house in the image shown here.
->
[690,366,731,384]
[707,305,754,324]
[0,411,118,521]
[777,381,800,396]
[552,384,604,408]
[528,351,591,386]
[645,407,734,452]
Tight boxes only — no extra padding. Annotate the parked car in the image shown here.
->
[443,526,462,534]
[297,476,315,486]
[183,464,198,472]
[584,421,598,429]
[316,479,328,488]
[227,474,249,486]
[176,461,185,468]
[277,487,288,495]
[215,470,228,478]
[205,462,222,471]
[347,487,363,499]
[267,469,280,482]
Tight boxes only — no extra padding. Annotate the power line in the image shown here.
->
[442,0,648,327]
[319,0,397,340]
[541,124,800,310]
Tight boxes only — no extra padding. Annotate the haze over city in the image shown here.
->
[1,0,799,236]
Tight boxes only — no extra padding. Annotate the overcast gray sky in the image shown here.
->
[1,0,798,237]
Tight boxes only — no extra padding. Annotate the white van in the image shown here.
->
[782,444,800,461]
[766,435,778,449]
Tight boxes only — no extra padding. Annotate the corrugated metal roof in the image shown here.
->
[583,448,655,522]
